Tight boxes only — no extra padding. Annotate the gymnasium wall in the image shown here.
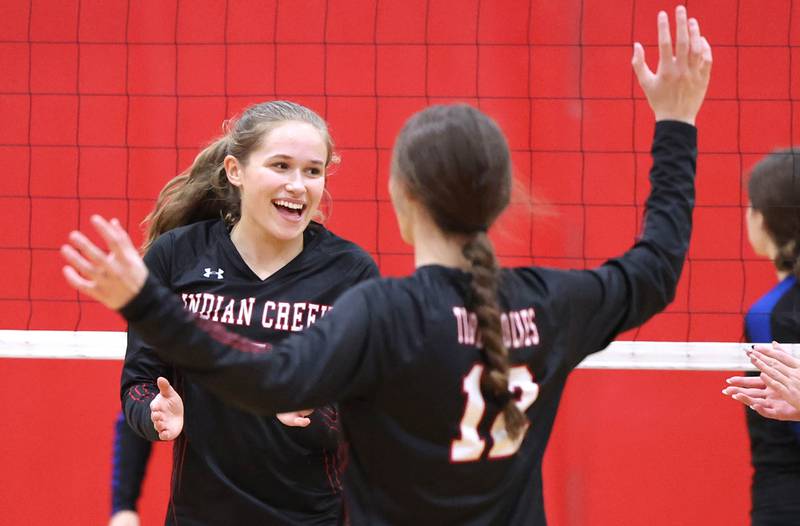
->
[1,0,798,524]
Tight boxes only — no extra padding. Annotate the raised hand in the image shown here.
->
[61,215,148,310]
[150,377,185,441]
[632,5,712,125]
[276,409,314,428]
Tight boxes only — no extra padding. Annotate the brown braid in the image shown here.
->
[463,233,527,439]
[392,104,528,438]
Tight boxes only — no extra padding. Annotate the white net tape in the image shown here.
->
[1,330,795,371]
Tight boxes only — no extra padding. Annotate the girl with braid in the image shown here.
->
[721,148,800,525]
[63,6,710,524]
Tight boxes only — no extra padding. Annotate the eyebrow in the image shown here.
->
[269,154,324,166]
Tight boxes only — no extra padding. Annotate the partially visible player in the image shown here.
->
[718,148,800,524]
[108,412,152,526]
[115,100,378,524]
[62,7,710,524]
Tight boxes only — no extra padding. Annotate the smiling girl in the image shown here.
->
[120,100,378,525]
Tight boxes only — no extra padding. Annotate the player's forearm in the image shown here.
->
[641,120,697,262]
[121,275,312,414]
[613,121,697,330]
[121,386,160,442]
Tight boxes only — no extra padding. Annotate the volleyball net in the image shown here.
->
[1,0,798,366]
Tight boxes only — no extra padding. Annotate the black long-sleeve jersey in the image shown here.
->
[120,121,695,525]
[111,411,152,514]
[744,276,800,524]
[120,219,378,525]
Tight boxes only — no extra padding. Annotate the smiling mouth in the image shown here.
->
[273,199,306,219]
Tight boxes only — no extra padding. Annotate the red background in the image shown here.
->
[1,0,799,524]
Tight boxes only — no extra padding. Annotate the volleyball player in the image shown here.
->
[62,6,710,524]
[716,149,800,524]
[117,101,378,524]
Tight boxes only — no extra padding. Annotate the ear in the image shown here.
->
[748,206,765,228]
[224,155,243,188]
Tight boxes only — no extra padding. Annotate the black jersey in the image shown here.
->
[120,121,695,525]
[744,276,800,524]
[111,411,152,515]
[120,219,378,525]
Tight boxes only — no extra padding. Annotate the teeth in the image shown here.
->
[274,200,304,211]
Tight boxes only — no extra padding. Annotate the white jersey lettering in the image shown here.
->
[237,297,254,326]
[261,301,277,329]
[453,306,541,350]
[220,298,236,324]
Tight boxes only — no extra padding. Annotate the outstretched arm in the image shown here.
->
[62,216,382,413]
[561,6,712,363]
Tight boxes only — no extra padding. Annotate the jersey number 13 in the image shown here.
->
[451,364,539,462]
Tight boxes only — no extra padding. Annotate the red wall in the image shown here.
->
[0,360,751,525]
[2,0,797,523]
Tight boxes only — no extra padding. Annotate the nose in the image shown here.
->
[285,168,306,194]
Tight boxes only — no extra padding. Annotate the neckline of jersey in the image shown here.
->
[215,219,326,283]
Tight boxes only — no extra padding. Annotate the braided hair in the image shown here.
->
[391,104,527,438]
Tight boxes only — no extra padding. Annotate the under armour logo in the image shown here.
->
[203,268,224,279]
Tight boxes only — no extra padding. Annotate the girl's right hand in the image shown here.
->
[632,5,712,126]
[150,377,185,441]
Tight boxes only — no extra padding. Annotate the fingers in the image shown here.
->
[756,342,800,368]
[631,42,654,86]
[62,264,95,294]
[67,229,108,266]
[722,386,767,400]
[687,18,701,66]
[751,351,792,387]
[759,369,792,398]
[277,411,314,427]
[61,242,96,277]
[725,376,766,389]
[673,5,689,69]
[700,36,712,75]
[152,417,179,441]
[750,403,782,420]
[91,215,134,260]
[151,400,181,441]
[656,10,673,69]
[156,377,174,397]
[731,392,759,407]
